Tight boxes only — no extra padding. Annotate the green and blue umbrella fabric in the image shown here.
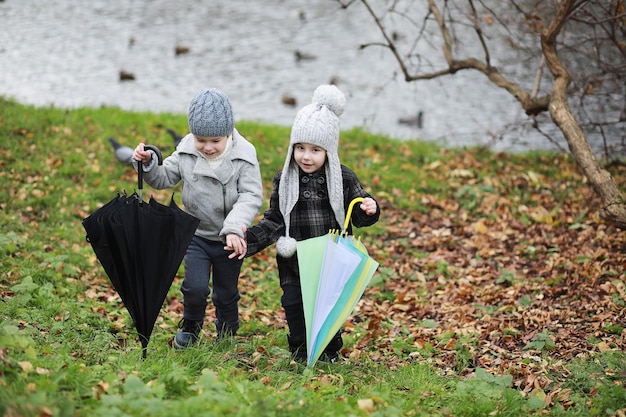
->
[297,198,379,366]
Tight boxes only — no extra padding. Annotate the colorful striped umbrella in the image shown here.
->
[297,198,379,366]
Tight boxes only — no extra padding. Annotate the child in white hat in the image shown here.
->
[243,84,380,363]
[133,87,263,349]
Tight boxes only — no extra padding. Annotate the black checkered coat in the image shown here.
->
[246,165,380,287]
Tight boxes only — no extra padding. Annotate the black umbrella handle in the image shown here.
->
[136,144,163,200]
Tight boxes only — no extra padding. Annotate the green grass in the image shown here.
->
[1,97,625,416]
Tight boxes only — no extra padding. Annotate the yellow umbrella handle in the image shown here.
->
[343,197,364,231]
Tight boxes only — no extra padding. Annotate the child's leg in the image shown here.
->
[277,256,307,360]
[210,241,243,338]
[174,236,212,348]
[180,236,212,321]
[281,284,306,361]
[321,330,343,362]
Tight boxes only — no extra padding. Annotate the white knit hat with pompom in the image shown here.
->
[276,84,347,257]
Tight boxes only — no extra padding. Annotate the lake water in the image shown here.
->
[0,0,558,151]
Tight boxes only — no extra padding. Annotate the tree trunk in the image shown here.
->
[541,0,626,229]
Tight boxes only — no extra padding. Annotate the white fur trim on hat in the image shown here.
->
[276,236,297,258]
[312,84,345,116]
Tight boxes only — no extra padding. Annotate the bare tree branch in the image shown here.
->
[468,0,491,67]
[541,0,626,228]
[338,0,626,227]
[531,56,545,99]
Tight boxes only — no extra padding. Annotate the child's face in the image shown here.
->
[194,135,229,159]
[293,143,327,173]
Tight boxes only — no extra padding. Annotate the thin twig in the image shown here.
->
[468,0,491,68]
[530,56,545,99]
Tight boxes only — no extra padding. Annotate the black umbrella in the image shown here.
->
[83,145,200,358]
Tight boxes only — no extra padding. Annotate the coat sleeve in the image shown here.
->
[342,165,380,229]
[140,150,183,189]
[221,157,264,238]
[245,170,286,256]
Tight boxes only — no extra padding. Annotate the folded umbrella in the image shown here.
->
[297,197,379,366]
[83,145,200,358]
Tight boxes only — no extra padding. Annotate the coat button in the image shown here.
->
[303,190,312,199]
[318,190,326,198]
[317,176,325,184]
[301,176,310,183]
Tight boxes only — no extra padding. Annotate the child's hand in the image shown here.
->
[224,225,247,260]
[133,143,153,165]
[360,197,377,216]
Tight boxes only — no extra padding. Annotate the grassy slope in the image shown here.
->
[1,97,625,416]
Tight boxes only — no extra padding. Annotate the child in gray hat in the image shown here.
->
[133,87,263,348]
[241,84,380,363]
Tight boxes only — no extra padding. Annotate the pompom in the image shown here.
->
[276,236,297,258]
[312,85,346,117]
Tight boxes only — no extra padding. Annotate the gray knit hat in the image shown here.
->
[188,88,234,137]
[276,84,347,258]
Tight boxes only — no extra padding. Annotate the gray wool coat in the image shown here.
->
[138,128,263,242]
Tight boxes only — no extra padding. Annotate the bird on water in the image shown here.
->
[398,111,423,129]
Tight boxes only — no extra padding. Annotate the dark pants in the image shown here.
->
[181,235,242,335]
[282,284,342,357]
